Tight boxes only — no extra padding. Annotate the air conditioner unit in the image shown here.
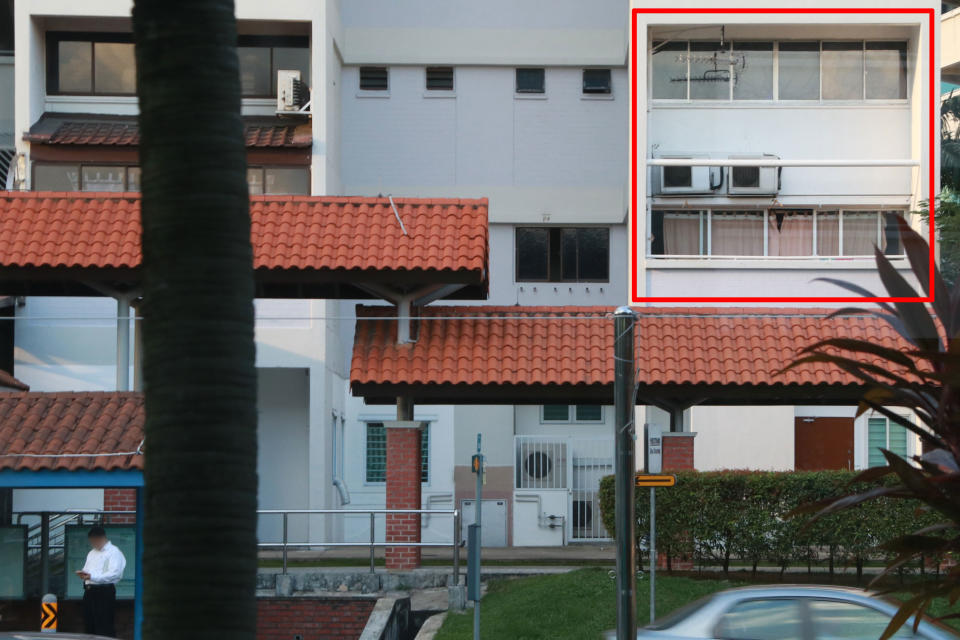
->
[726,153,779,196]
[277,70,309,112]
[651,153,722,196]
[517,442,567,489]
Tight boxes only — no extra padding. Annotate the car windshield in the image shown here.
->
[645,594,715,630]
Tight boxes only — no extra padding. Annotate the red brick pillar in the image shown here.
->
[658,432,696,571]
[661,432,696,471]
[103,488,137,524]
[385,421,422,571]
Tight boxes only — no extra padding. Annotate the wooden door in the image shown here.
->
[794,417,854,470]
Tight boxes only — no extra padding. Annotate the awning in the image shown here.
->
[0,392,144,472]
[24,113,312,149]
[350,305,907,406]
[0,192,489,299]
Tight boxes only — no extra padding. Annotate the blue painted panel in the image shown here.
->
[0,469,144,488]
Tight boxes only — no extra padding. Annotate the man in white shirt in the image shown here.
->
[75,526,126,637]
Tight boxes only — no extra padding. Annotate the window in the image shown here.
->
[866,42,908,99]
[237,36,310,97]
[809,600,915,639]
[541,405,604,423]
[663,166,692,188]
[711,210,765,256]
[47,33,136,95]
[33,163,139,191]
[868,416,909,468]
[583,68,612,94]
[246,167,310,195]
[655,40,907,101]
[516,68,545,94]
[733,42,773,100]
[690,42,729,100]
[822,42,864,100]
[652,41,687,99]
[778,42,820,100]
[365,422,429,484]
[360,66,389,91]
[714,599,805,640]
[650,209,906,257]
[426,66,454,91]
[515,227,609,282]
[0,0,12,54]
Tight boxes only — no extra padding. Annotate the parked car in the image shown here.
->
[604,585,959,640]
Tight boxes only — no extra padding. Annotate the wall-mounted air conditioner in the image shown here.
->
[277,70,309,112]
[651,153,722,196]
[726,153,779,196]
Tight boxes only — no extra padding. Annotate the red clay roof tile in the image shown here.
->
[0,370,29,391]
[350,306,909,391]
[0,192,488,276]
[0,392,144,471]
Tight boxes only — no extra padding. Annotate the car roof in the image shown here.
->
[719,584,878,597]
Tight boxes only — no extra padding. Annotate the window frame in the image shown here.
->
[236,35,311,99]
[246,165,312,196]
[514,226,611,283]
[425,66,455,92]
[363,421,431,485]
[713,597,808,640]
[540,405,605,424]
[515,67,546,95]
[649,39,910,104]
[46,31,136,97]
[582,68,613,95]
[32,161,140,192]
[866,413,911,468]
[359,66,390,93]
[648,208,907,259]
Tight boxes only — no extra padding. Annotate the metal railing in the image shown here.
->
[257,508,462,580]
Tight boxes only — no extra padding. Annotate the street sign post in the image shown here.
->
[644,424,664,624]
[468,434,485,640]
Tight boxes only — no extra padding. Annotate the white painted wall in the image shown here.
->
[692,405,796,471]
[256,368,310,544]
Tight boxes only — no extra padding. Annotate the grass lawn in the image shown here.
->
[436,569,741,640]
[435,569,960,640]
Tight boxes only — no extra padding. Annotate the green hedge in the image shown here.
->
[598,470,938,578]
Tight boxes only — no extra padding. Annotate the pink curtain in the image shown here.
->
[711,211,764,256]
[816,211,840,256]
[662,213,701,255]
[768,210,813,256]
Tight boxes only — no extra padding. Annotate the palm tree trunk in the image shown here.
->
[132,1,258,638]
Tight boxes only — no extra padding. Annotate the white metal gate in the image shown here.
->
[514,436,613,541]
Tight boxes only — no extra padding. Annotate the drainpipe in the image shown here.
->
[116,296,132,391]
[132,300,143,391]
[396,296,412,344]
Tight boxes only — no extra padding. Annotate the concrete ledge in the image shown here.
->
[257,569,456,596]
[414,612,447,640]
[359,594,412,640]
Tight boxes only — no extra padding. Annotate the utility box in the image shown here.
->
[467,524,481,601]
[461,499,507,547]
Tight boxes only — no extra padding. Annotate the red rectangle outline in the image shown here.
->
[629,7,936,304]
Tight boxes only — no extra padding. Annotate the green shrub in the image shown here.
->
[598,470,939,580]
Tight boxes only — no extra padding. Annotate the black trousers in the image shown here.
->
[83,583,116,637]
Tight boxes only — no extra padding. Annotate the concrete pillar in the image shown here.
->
[385,400,423,570]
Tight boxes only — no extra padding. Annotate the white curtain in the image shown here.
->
[842,211,879,256]
[768,210,813,256]
[711,211,764,255]
[662,213,701,255]
[816,211,840,256]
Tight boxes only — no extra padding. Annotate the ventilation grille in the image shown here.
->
[426,66,454,91]
[360,66,388,91]
[0,148,14,189]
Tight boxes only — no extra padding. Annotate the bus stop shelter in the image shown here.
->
[0,391,144,637]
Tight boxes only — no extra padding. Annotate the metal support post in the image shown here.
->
[370,512,376,574]
[650,487,656,623]
[613,307,637,640]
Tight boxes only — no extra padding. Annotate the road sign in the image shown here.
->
[646,425,663,473]
[635,474,676,488]
[40,594,57,632]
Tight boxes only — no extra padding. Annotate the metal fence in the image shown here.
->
[257,508,461,579]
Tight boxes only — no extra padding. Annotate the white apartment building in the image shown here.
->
[0,0,939,549]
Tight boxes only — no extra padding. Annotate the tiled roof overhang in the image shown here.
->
[0,192,489,299]
[24,114,313,149]
[350,306,910,406]
[0,369,29,391]
[0,392,144,472]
